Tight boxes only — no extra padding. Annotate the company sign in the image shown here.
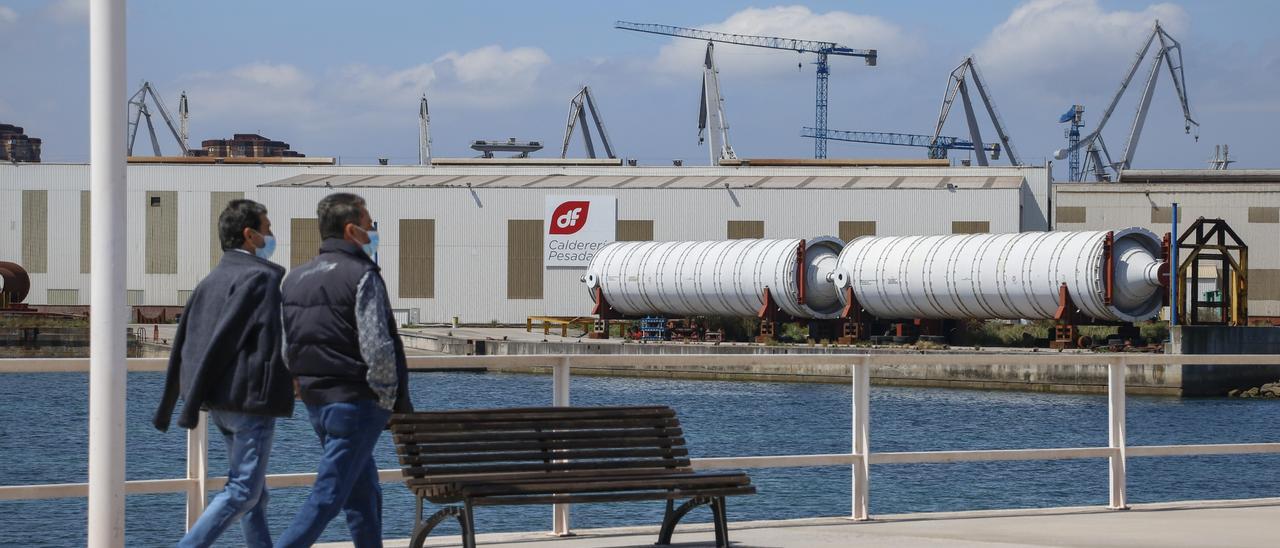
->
[544,195,616,268]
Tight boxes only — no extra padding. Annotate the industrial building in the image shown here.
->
[5,161,1278,324]
[2,162,1047,323]
[1055,169,1280,318]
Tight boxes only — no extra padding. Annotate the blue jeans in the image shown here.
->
[180,410,276,548]
[278,399,391,548]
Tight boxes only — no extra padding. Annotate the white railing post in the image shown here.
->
[551,356,573,536]
[184,412,209,529]
[1107,356,1129,510]
[87,1,128,546]
[851,356,871,521]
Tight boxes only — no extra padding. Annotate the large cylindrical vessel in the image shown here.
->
[584,237,844,320]
[831,228,1164,322]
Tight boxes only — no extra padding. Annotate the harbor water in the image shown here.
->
[1,371,1277,546]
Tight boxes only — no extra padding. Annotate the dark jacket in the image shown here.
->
[281,238,412,413]
[153,251,294,431]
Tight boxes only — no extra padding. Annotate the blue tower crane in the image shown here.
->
[615,21,877,159]
[801,127,1001,160]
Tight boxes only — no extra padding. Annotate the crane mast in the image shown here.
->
[615,20,876,159]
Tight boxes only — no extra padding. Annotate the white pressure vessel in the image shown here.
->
[831,228,1165,322]
[583,237,845,320]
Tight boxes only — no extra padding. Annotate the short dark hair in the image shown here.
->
[317,192,366,240]
[218,199,267,251]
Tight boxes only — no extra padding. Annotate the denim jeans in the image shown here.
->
[180,410,276,548]
[278,399,391,548]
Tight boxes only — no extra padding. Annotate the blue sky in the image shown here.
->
[1,0,1277,177]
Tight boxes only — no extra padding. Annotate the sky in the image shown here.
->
[0,0,1277,178]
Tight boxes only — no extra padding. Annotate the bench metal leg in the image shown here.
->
[409,504,475,548]
[711,496,730,548]
[656,495,715,546]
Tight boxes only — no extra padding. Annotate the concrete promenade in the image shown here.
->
[317,497,1280,547]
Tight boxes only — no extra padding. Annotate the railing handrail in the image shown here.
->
[1,354,1279,530]
[3,352,1280,374]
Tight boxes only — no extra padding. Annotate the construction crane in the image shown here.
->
[1058,105,1085,181]
[929,56,1021,167]
[1054,21,1197,181]
[615,20,876,159]
[126,81,189,156]
[419,94,431,165]
[699,43,735,165]
[801,127,1000,160]
[560,85,616,159]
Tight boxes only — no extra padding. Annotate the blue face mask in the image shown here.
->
[255,234,276,261]
[360,228,379,258]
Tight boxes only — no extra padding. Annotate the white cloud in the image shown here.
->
[176,62,319,127]
[647,6,911,79]
[47,0,86,23]
[167,44,554,154]
[974,0,1188,88]
[0,6,18,25]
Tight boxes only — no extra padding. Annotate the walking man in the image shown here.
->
[278,193,413,547]
[154,199,294,548]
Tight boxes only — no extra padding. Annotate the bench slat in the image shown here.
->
[393,417,679,433]
[398,436,686,455]
[392,405,671,420]
[470,486,757,507]
[396,427,683,444]
[392,407,675,423]
[404,457,689,478]
[407,466,698,488]
[461,473,750,496]
[399,447,688,466]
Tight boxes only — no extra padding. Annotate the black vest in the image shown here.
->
[282,238,383,405]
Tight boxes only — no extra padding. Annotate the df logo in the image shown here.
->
[549,201,590,235]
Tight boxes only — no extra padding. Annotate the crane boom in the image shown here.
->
[561,86,616,159]
[615,20,876,159]
[614,21,874,57]
[126,81,189,156]
[802,127,1000,159]
[1054,21,1197,180]
[929,56,1021,167]
[698,43,736,164]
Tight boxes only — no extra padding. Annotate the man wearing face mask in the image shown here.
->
[154,199,293,548]
[277,192,413,548]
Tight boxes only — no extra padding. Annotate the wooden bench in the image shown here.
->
[390,405,756,548]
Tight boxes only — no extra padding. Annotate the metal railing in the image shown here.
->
[2,353,1279,534]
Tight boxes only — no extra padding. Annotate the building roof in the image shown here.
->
[1118,169,1280,184]
[261,173,1026,190]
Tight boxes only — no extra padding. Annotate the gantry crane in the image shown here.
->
[126,81,189,156]
[929,56,1021,167]
[801,128,1000,160]
[560,85,616,159]
[1054,21,1197,181]
[615,20,876,159]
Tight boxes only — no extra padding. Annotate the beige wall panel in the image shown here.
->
[399,219,435,298]
[616,220,654,242]
[507,219,543,299]
[22,190,47,273]
[290,218,320,268]
[727,220,764,239]
[145,191,178,274]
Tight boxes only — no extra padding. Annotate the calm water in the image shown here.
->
[1,371,1278,547]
